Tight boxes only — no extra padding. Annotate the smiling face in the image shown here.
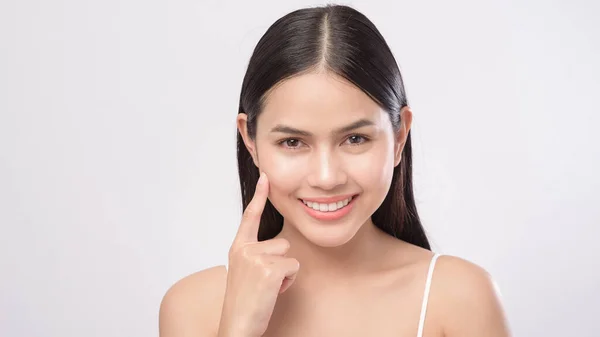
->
[238,72,412,247]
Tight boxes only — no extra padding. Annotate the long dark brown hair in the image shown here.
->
[236,5,430,249]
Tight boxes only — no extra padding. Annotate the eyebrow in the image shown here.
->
[270,118,376,136]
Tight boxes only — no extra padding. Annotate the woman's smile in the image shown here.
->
[298,194,360,221]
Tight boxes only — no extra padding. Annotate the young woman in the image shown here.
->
[159,5,510,337]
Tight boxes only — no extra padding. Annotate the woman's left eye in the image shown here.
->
[345,135,368,145]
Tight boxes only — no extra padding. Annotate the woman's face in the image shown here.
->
[238,72,411,247]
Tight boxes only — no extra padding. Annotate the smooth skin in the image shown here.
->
[159,72,511,337]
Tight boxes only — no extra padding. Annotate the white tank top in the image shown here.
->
[417,253,441,337]
[224,253,442,337]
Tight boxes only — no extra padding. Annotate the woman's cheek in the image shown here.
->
[260,151,305,193]
[348,146,394,183]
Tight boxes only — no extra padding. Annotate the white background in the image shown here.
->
[1,0,598,336]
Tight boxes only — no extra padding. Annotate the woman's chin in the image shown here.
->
[297,224,359,248]
[277,203,368,247]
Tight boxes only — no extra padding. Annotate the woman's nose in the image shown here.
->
[306,150,347,190]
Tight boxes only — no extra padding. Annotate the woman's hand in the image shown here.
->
[217,173,300,337]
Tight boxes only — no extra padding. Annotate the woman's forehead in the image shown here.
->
[259,72,384,129]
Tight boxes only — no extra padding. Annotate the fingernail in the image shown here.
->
[257,172,265,185]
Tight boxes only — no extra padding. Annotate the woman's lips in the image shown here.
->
[299,194,359,221]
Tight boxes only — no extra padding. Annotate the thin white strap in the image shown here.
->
[416,253,441,337]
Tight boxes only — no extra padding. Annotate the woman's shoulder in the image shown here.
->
[159,265,228,337]
[391,240,510,335]
[432,254,503,304]
[428,254,511,336]
[394,241,501,292]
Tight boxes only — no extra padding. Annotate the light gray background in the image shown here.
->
[1,0,598,336]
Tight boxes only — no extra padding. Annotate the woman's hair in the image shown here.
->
[236,4,430,250]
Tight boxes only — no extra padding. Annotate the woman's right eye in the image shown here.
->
[279,138,304,149]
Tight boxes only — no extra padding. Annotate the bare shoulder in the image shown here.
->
[431,255,512,337]
[159,265,227,337]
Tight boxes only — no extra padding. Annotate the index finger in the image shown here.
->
[234,172,269,244]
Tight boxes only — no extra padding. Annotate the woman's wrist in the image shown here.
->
[217,320,257,337]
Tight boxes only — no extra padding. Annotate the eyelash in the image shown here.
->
[278,134,370,150]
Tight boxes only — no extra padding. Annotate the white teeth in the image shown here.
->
[301,196,354,212]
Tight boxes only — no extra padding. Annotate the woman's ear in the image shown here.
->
[237,113,260,167]
[394,107,413,167]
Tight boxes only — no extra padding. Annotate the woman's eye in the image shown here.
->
[281,138,303,149]
[346,135,368,145]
